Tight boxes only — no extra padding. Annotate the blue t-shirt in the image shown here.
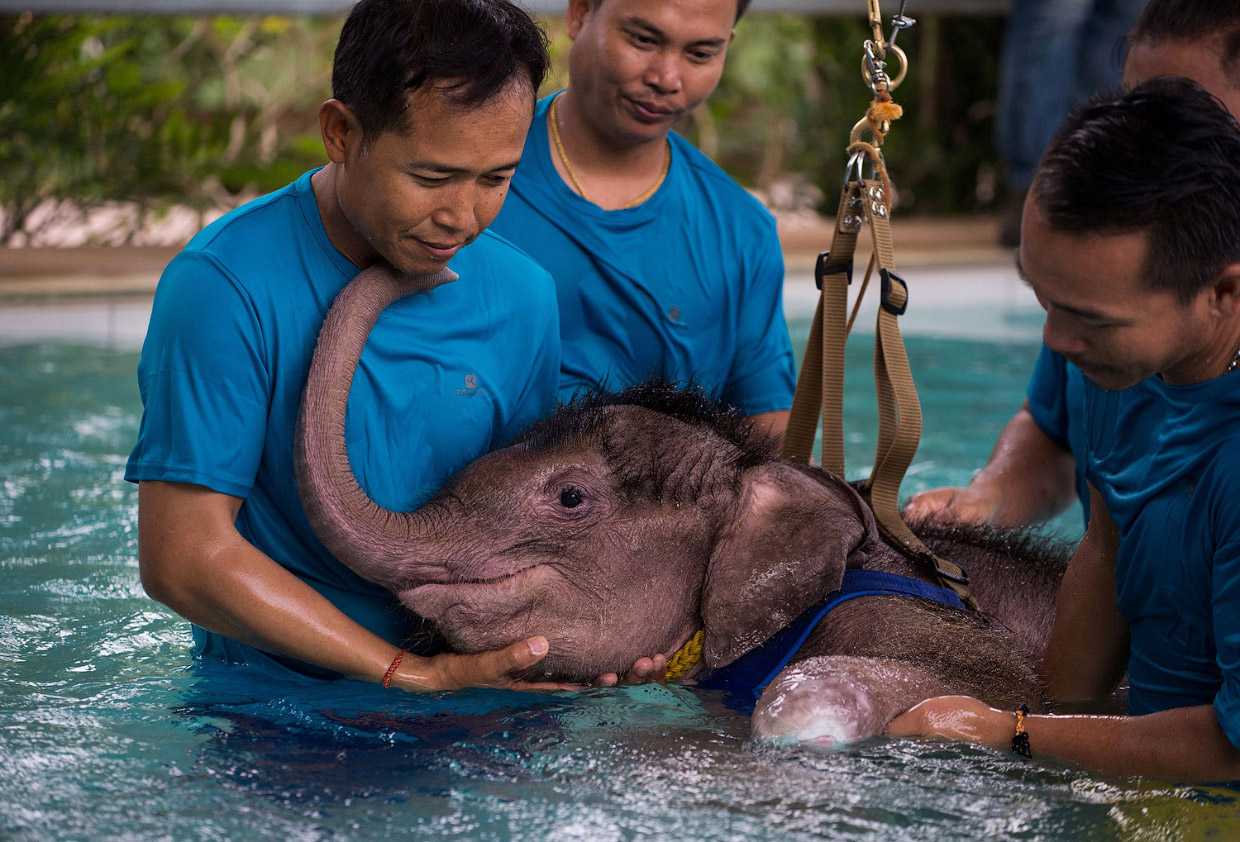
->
[125,168,561,675]
[1078,371,1240,747]
[1026,343,1091,522]
[490,93,796,413]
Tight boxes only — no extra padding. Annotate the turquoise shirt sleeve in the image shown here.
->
[125,250,270,498]
[1026,343,1071,447]
[723,213,797,416]
[1025,342,1090,522]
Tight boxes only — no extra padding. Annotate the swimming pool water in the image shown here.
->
[3,329,1238,840]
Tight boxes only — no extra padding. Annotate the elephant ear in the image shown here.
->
[701,462,877,669]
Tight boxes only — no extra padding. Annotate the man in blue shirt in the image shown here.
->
[905,0,1240,529]
[888,78,1240,781]
[488,0,796,442]
[127,0,571,690]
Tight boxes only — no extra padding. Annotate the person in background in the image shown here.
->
[489,0,797,444]
[128,0,573,691]
[995,0,1145,246]
[905,0,1240,529]
[888,78,1240,782]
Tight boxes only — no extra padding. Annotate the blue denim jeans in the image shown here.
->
[996,0,1146,189]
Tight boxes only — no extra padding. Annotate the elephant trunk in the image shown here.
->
[295,263,457,590]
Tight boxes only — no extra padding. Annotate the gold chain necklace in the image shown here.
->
[548,93,669,210]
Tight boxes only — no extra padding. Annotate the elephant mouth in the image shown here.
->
[404,564,554,622]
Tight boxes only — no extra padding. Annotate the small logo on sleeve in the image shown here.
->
[457,374,487,396]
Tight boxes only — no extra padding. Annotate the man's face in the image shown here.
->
[1019,200,1216,390]
[332,81,532,276]
[565,0,735,146]
[1124,36,1240,117]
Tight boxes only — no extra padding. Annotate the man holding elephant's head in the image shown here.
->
[889,78,1240,781]
[126,0,583,690]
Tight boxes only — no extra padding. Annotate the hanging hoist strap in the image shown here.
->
[782,182,863,477]
[856,176,976,609]
[781,0,976,608]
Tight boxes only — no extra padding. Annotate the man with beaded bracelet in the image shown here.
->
[489,0,796,442]
[887,78,1240,781]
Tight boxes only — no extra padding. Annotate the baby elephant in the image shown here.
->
[296,265,1067,745]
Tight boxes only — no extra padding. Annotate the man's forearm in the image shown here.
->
[903,402,1077,527]
[968,403,1077,526]
[888,697,1240,782]
[139,488,400,682]
[747,409,789,447]
[1025,704,1240,781]
[1041,484,1129,700]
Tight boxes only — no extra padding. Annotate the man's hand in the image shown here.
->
[903,486,996,525]
[390,636,580,692]
[389,641,670,692]
[884,696,1013,750]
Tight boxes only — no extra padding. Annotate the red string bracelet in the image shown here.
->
[382,647,408,688]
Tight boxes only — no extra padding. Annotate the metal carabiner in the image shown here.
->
[860,0,913,92]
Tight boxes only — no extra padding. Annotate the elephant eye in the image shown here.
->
[559,486,585,509]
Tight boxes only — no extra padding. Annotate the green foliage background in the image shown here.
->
[0,10,1008,245]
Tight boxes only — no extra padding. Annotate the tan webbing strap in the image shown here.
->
[858,182,976,608]
[782,183,863,476]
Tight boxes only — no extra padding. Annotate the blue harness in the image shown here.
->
[695,568,967,702]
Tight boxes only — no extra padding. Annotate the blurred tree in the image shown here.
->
[0,10,1005,246]
[0,12,335,244]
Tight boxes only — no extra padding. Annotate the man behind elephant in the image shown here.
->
[488,0,797,443]
[888,78,1240,782]
[905,0,1240,529]
[126,0,572,690]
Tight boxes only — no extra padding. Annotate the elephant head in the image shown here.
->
[295,267,877,682]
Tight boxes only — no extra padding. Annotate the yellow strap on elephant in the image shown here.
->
[664,630,705,682]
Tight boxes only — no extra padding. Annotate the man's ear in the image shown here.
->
[1209,263,1240,317]
[701,462,876,669]
[319,98,361,165]
[565,0,592,40]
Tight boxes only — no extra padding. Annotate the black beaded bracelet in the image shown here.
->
[1011,704,1032,758]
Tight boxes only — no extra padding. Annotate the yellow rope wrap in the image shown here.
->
[663,630,704,682]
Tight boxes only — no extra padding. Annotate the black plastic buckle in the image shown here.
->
[815,250,853,291]
[879,268,908,316]
[935,562,971,586]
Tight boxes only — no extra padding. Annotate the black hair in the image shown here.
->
[332,0,550,140]
[590,0,752,22]
[1129,0,1240,86]
[1032,76,1240,302]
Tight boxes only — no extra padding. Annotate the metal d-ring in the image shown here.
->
[844,150,867,185]
[861,42,908,93]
